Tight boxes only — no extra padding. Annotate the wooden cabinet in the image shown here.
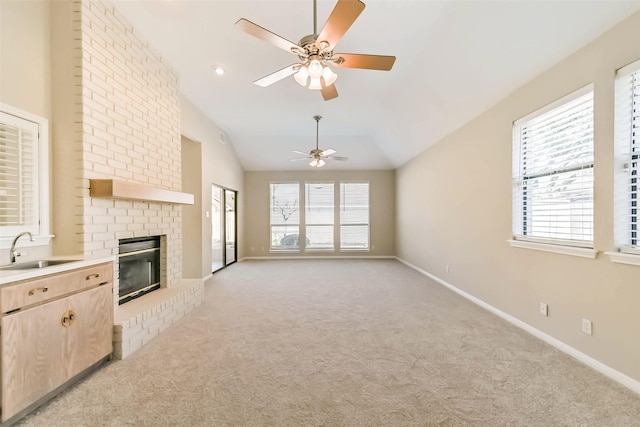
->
[0,262,113,423]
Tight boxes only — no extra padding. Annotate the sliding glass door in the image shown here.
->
[212,184,237,273]
[211,186,224,272]
[225,190,236,265]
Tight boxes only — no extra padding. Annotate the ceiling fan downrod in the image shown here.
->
[314,115,322,151]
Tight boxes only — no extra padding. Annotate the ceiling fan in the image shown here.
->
[235,0,396,101]
[291,115,348,167]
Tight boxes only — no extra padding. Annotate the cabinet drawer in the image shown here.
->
[0,263,113,314]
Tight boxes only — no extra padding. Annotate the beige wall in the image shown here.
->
[244,170,395,258]
[0,0,53,261]
[181,97,244,277]
[396,12,640,384]
[0,0,51,119]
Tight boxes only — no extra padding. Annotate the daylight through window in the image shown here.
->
[614,59,640,254]
[512,85,594,247]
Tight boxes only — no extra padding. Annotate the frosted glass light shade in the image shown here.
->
[294,66,309,86]
[322,67,337,86]
[308,59,323,78]
[308,77,322,90]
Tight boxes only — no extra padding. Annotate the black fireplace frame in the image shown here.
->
[118,236,161,305]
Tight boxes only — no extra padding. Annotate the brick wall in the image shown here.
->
[67,0,204,359]
[75,0,183,294]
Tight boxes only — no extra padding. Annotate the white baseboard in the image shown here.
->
[240,255,395,261]
[396,257,640,396]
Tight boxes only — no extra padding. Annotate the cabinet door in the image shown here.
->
[1,284,113,422]
[66,284,113,379]
[1,297,68,421]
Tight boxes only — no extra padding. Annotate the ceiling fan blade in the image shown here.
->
[328,155,348,161]
[290,157,310,162]
[292,150,309,155]
[321,79,339,101]
[332,53,396,71]
[315,0,365,51]
[321,148,336,156]
[235,18,299,53]
[254,64,298,87]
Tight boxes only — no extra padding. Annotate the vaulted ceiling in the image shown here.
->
[111,0,640,171]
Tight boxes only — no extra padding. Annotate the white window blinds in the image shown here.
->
[340,182,369,249]
[270,182,300,250]
[614,59,640,254]
[0,111,39,233]
[512,86,594,247]
[305,182,334,250]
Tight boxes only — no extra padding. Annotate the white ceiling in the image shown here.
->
[111,0,640,171]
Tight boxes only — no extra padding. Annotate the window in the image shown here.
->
[512,85,594,249]
[0,104,50,249]
[614,59,640,256]
[270,182,300,250]
[305,182,334,250]
[340,182,369,249]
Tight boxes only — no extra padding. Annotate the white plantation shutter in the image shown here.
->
[0,111,39,234]
[340,182,369,249]
[270,182,300,250]
[512,85,594,247]
[305,182,334,250]
[614,60,640,254]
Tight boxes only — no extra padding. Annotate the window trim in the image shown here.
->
[511,84,595,255]
[304,181,335,251]
[269,181,301,252]
[0,103,51,250]
[339,181,370,251]
[612,58,640,266]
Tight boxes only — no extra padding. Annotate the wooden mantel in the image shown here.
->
[89,179,194,205]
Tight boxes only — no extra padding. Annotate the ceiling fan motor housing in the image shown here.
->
[296,34,333,63]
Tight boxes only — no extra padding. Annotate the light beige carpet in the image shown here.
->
[16,259,640,426]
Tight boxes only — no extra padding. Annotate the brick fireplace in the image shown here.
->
[68,0,204,359]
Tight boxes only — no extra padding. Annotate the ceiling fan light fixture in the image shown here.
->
[309,158,325,168]
[322,66,337,86]
[294,66,309,86]
[308,77,322,90]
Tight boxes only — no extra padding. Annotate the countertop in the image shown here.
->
[0,256,115,285]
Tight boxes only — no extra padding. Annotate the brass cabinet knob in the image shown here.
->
[61,310,77,327]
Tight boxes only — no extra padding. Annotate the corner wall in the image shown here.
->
[396,11,640,385]
[181,97,244,277]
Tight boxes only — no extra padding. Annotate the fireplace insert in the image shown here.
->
[118,236,161,305]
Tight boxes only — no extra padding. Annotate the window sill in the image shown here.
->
[508,239,598,259]
[605,251,640,267]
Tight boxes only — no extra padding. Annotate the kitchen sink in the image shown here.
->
[0,260,78,270]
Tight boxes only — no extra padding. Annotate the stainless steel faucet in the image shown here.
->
[10,232,34,264]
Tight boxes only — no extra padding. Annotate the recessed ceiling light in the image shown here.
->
[213,65,225,75]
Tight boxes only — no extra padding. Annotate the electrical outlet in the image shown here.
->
[539,302,548,316]
[582,318,593,335]
[446,265,450,273]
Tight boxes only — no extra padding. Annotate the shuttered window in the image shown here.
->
[614,59,640,255]
[270,182,300,250]
[340,182,369,249]
[512,85,594,248]
[305,182,334,250]
[0,110,41,236]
